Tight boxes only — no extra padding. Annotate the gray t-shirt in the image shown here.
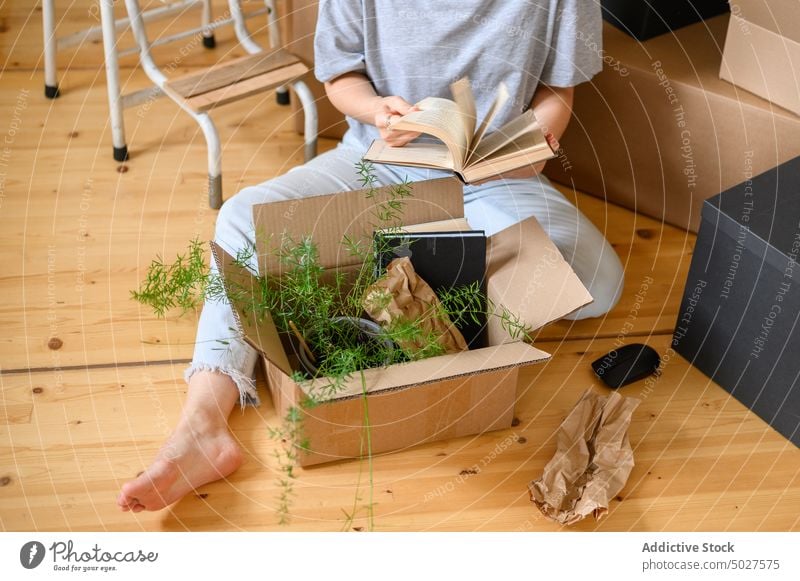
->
[314,0,602,150]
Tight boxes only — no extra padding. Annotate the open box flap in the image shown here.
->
[601,15,798,119]
[252,177,465,274]
[209,241,293,375]
[300,341,550,401]
[732,0,800,43]
[721,16,800,116]
[485,216,593,343]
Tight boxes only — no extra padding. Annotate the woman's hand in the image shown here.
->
[373,96,421,147]
[324,74,421,147]
[324,74,571,158]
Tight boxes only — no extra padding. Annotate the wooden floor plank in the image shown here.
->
[1,334,797,532]
[0,67,335,370]
[2,1,797,533]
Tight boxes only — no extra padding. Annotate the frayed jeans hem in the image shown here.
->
[184,363,261,408]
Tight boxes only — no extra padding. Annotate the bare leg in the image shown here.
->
[117,371,243,512]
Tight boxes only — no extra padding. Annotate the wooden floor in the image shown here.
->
[1,2,799,532]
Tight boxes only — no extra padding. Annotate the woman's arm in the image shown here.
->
[324,72,421,147]
[531,83,574,149]
[475,84,574,183]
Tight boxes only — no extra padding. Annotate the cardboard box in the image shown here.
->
[213,178,592,466]
[282,0,347,139]
[544,16,800,232]
[602,0,729,41]
[720,0,800,116]
[672,156,800,447]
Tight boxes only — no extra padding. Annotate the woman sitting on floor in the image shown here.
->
[118,0,623,513]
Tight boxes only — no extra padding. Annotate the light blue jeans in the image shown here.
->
[187,132,624,405]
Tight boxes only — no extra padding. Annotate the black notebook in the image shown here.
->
[374,230,488,348]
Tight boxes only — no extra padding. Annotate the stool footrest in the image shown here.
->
[164,49,308,113]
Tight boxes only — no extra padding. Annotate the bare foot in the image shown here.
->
[117,371,242,512]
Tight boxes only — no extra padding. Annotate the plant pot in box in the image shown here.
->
[296,316,396,378]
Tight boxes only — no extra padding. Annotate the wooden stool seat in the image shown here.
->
[165,48,309,113]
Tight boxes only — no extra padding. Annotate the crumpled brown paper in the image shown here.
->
[362,256,468,355]
[529,389,640,525]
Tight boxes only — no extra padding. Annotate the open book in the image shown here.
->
[364,78,556,184]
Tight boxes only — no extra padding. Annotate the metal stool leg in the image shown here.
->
[201,0,216,48]
[208,174,223,209]
[196,112,223,209]
[292,80,317,162]
[42,0,60,98]
[100,0,129,161]
[126,0,224,208]
[228,0,262,54]
[276,88,290,106]
[264,0,289,105]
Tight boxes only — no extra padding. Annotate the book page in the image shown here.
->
[450,78,477,150]
[467,110,540,166]
[462,150,551,183]
[364,139,456,170]
[483,130,552,162]
[390,97,469,169]
[462,133,554,183]
[468,82,510,163]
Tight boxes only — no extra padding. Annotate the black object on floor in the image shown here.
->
[673,156,800,447]
[592,343,661,389]
[601,0,730,41]
[202,34,216,49]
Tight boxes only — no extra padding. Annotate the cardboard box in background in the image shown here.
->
[282,0,347,139]
[720,0,800,116]
[214,178,592,466]
[602,0,729,41]
[544,16,800,233]
[673,156,800,447]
